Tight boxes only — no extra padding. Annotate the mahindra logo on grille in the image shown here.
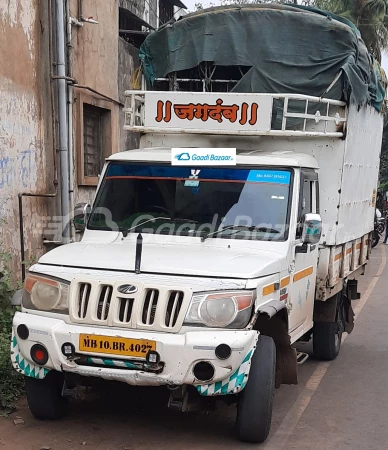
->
[117,284,138,294]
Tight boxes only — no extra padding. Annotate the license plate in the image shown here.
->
[79,334,156,358]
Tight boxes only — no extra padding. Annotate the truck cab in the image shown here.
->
[74,147,321,344]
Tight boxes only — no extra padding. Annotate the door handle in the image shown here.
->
[295,243,309,254]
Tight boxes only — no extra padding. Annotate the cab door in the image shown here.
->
[288,170,319,340]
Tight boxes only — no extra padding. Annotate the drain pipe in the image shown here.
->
[67,7,81,243]
[56,0,70,244]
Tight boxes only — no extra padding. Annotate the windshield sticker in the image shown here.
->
[185,169,201,186]
[184,180,200,187]
[247,170,291,185]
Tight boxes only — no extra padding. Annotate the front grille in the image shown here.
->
[141,289,159,325]
[70,280,189,333]
[117,297,134,324]
[77,283,91,319]
[165,291,184,328]
[96,285,113,321]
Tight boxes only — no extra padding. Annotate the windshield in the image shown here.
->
[88,163,293,241]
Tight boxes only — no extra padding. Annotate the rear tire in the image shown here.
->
[236,335,276,443]
[25,371,68,420]
[313,322,342,361]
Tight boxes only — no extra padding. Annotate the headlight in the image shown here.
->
[23,273,69,313]
[184,291,254,328]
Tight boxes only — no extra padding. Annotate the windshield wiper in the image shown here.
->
[201,225,280,242]
[169,218,198,223]
[122,217,198,238]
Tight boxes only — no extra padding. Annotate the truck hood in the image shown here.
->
[38,241,285,279]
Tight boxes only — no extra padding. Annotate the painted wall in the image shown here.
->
[0,1,55,275]
[70,0,144,203]
[70,0,120,204]
[0,0,152,276]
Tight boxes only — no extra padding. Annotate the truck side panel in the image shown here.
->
[316,233,370,301]
[335,104,383,244]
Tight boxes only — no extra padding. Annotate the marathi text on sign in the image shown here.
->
[155,99,259,126]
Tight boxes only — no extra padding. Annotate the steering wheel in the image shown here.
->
[146,205,170,215]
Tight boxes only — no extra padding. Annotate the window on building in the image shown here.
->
[118,7,152,48]
[119,7,142,32]
[77,95,116,186]
[83,105,103,178]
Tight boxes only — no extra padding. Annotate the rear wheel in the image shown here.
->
[236,335,276,443]
[313,294,344,361]
[25,371,68,420]
[313,322,342,360]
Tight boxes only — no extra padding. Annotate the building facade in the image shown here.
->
[0,0,185,279]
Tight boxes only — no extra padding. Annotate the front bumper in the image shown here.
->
[12,312,258,394]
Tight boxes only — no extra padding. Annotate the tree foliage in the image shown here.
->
[313,0,388,62]
[379,120,388,188]
[0,251,24,414]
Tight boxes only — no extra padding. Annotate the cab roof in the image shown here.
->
[107,148,319,169]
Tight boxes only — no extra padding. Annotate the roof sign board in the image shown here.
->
[144,92,273,133]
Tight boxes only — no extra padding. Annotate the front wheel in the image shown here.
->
[25,371,68,420]
[236,335,276,443]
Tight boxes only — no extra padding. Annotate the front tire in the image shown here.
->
[236,335,276,443]
[25,371,68,420]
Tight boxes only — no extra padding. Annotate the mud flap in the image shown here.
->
[255,310,298,388]
[314,290,355,334]
[343,290,355,334]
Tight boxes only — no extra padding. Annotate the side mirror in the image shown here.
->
[301,213,322,245]
[74,203,91,232]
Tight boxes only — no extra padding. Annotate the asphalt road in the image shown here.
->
[0,245,386,450]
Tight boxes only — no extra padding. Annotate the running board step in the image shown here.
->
[297,351,309,365]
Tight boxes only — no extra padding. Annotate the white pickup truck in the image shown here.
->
[11,5,385,444]
[11,89,383,442]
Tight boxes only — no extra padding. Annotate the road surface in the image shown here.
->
[0,245,386,449]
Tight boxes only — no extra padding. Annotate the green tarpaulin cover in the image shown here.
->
[140,4,386,112]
